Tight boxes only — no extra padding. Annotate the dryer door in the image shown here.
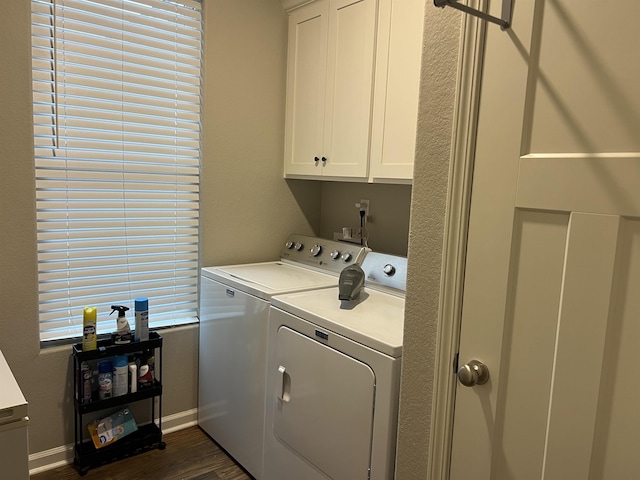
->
[274,325,375,480]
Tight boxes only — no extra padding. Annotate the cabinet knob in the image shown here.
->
[314,156,320,163]
[321,156,327,163]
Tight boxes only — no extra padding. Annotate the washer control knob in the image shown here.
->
[294,242,304,251]
[330,250,340,260]
[341,252,352,262]
[383,264,396,276]
[285,241,295,249]
[310,244,322,257]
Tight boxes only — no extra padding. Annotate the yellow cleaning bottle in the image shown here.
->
[82,306,97,351]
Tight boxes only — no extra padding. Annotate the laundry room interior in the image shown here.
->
[2,0,461,478]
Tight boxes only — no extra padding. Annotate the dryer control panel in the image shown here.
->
[361,252,408,294]
[280,234,369,275]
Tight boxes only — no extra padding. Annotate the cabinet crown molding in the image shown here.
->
[281,0,314,11]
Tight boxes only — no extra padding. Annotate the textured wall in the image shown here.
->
[396,5,462,478]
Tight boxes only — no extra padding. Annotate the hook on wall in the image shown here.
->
[434,0,513,29]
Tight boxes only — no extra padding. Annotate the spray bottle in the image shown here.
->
[82,306,97,351]
[134,297,149,342]
[110,305,132,344]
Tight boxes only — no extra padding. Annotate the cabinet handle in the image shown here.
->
[321,156,327,163]
[314,156,320,163]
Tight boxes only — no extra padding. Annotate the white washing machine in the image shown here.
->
[263,252,407,480]
[198,234,368,479]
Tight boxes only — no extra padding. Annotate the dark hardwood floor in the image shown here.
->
[30,426,252,480]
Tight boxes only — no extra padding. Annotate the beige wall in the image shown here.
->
[1,0,462,477]
[200,0,323,267]
[0,0,320,457]
[320,182,411,256]
[200,0,413,263]
[1,1,74,454]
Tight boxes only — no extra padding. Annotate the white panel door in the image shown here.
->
[450,1,640,479]
[274,326,375,480]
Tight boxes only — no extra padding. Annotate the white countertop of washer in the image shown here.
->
[201,261,340,300]
[271,286,404,358]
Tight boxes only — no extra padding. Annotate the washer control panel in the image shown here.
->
[280,234,369,274]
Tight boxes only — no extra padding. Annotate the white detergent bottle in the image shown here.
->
[128,361,138,394]
[112,355,128,397]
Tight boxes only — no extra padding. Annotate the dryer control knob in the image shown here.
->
[285,241,294,249]
[310,244,322,257]
[341,252,352,262]
[294,242,304,251]
[383,264,396,276]
[330,249,340,260]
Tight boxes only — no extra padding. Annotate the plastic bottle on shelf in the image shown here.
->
[82,306,97,351]
[80,361,92,404]
[111,305,132,344]
[112,355,128,397]
[135,297,149,342]
[128,359,138,394]
[137,356,154,389]
[98,359,113,400]
[146,352,155,381]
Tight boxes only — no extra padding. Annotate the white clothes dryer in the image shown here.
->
[198,234,368,479]
[263,252,407,480]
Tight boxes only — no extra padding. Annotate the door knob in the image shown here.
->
[457,360,489,387]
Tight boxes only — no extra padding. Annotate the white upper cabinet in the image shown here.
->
[369,0,424,183]
[284,0,376,180]
[283,0,425,183]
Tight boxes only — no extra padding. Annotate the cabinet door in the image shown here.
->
[369,0,424,183]
[283,0,329,177]
[321,0,376,179]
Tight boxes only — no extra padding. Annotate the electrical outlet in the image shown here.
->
[356,199,370,222]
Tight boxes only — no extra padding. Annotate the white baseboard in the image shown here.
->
[28,408,199,475]
[159,407,199,435]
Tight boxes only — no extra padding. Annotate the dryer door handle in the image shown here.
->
[277,365,291,403]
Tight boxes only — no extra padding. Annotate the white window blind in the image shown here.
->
[31,0,203,342]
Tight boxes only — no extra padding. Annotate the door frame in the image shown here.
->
[427,3,486,478]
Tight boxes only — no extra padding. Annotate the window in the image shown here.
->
[31,0,203,342]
